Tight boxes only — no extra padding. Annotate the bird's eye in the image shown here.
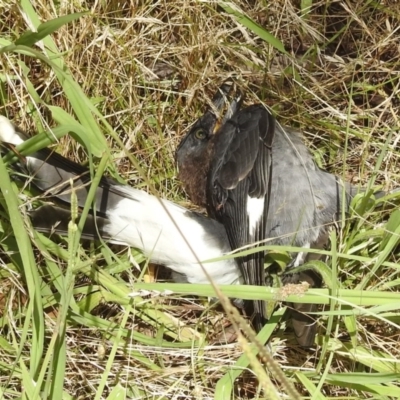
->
[194,128,206,140]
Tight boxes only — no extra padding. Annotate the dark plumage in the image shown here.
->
[2,105,395,347]
[177,81,380,346]
[177,82,275,330]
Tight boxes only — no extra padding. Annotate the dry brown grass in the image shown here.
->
[1,0,400,399]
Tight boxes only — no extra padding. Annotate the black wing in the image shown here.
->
[207,104,275,327]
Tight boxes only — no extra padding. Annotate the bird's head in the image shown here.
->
[176,80,241,168]
[175,80,242,206]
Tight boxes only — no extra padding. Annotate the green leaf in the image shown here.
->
[15,12,88,47]
[1,43,110,157]
[295,372,327,399]
[0,155,45,396]
[341,344,399,373]
[300,0,313,19]
[106,383,127,400]
[358,209,400,289]
[0,336,15,354]
[215,308,285,400]
[49,105,95,154]
[218,2,287,54]
[380,209,400,251]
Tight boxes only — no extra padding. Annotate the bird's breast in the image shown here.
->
[178,155,209,207]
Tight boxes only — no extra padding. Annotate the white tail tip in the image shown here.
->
[0,116,25,145]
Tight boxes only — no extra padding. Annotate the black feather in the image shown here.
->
[206,104,275,328]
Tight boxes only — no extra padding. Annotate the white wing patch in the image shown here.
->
[247,196,265,236]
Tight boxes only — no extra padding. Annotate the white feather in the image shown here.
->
[247,196,265,236]
[0,116,24,145]
[103,185,241,285]
[293,242,310,267]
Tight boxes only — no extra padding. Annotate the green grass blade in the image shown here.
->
[215,308,285,400]
[15,12,88,47]
[218,2,287,54]
[0,157,44,393]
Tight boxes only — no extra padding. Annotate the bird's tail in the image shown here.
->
[281,270,322,347]
[246,301,267,333]
[239,252,268,333]
[0,116,237,278]
[29,204,121,244]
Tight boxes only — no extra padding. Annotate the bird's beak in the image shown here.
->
[212,120,221,134]
[211,80,242,134]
